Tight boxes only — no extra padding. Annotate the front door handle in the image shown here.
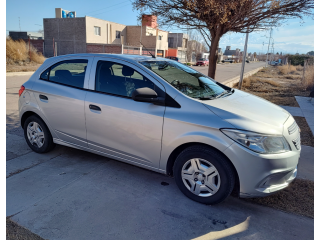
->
[89,104,101,111]
[39,94,48,100]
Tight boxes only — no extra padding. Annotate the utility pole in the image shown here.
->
[140,23,142,55]
[265,28,272,67]
[238,28,249,90]
[28,35,30,60]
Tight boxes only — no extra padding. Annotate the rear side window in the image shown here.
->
[40,59,88,89]
[95,60,157,98]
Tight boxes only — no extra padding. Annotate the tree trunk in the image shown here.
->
[208,33,221,79]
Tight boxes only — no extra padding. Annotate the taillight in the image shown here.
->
[19,85,25,97]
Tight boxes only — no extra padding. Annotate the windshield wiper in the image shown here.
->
[215,89,234,99]
[215,90,228,98]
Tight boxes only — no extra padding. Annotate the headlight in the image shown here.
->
[221,129,291,154]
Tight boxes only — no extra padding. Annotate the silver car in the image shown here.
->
[18,54,300,204]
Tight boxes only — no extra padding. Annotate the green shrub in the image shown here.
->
[288,55,314,66]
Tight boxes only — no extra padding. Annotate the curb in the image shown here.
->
[221,67,264,87]
[6,71,35,77]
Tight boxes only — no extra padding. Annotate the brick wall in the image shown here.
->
[23,39,44,54]
[86,44,122,54]
[142,15,157,28]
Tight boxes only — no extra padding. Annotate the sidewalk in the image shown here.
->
[279,96,314,181]
[280,96,314,135]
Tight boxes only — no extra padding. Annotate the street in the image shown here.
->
[192,61,266,83]
[6,67,313,240]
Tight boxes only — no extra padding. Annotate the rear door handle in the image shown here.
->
[39,94,48,100]
[89,104,101,111]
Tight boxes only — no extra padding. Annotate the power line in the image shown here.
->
[86,0,130,15]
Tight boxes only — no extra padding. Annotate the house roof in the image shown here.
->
[224,50,239,56]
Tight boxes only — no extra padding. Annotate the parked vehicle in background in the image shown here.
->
[19,54,300,205]
[222,59,234,63]
[196,58,209,66]
[246,60,250,63]
[165,56,179,62]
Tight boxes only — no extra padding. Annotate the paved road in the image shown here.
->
[6,71,313,240]
[191,62,266,83]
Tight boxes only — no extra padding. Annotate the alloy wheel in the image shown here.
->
[27,121,45,148]
[181,158,221,197]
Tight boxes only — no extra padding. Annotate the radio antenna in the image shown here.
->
[140,41,156,58]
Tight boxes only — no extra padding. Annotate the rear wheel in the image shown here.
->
[173,145,235,204]
[24,115,55,153]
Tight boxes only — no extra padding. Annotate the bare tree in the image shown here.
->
[133,0,314,79]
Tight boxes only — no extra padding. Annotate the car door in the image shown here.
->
[32,57,93,148]
[85,57,166,169]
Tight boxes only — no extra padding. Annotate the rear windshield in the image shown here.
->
[140,61,227,100]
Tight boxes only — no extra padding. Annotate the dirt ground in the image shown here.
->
[294,116,314,147]
[6,218,45,240]
[6,62,42,72]
[234,66,311,107]
[243,178,314,218]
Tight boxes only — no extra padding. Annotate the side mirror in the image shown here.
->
[132,87,165,105]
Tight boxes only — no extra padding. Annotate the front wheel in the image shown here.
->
[24,115,55,153]
[173,145,235,205]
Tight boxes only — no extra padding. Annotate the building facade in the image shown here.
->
[165,33,188,62]
[223,46,241,62]
[43,9,168,57]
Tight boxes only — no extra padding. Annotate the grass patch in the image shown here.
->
[243,179,314,218]
[278,65,297,75]
[294,116,314,147]
[234,66,310,107]
[6,37,45,68]
[263,79,280,87]
[304,65,314,91]
[6,218,45,240]
[285,75,301,80]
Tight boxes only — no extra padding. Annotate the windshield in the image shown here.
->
[140,60,228,99]
[198,58,206,61]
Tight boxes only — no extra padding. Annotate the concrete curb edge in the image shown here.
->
[221,66,264,87]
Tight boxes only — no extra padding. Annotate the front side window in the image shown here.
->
[95,61,156,97]
[41,59,88,88]
[94,26,101,36]
[116,31,121,39]
[140,61,229,100]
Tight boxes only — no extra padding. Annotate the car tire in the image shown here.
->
[24,115,55,153]
[173,145,235,205]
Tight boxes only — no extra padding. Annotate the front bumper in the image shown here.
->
[223,141,300,198]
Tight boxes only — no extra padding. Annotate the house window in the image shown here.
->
[158,35,162,40]
[168,37,174,48]
[94,26,101,36]
[116,31,121,39]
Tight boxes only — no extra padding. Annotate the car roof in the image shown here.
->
[46,53,171,65]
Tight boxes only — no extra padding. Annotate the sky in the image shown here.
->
[6,0,314,54]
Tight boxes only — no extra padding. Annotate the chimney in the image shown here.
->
[142,15,157,29]
[226,46,231,51]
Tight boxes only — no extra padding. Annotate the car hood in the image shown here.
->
[202,89,290,135]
